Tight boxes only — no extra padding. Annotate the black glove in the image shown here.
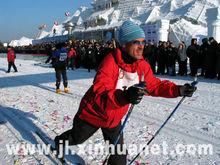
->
[124,83,146,104]
[179,83,197,97]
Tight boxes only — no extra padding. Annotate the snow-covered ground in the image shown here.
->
[0,56,220,165]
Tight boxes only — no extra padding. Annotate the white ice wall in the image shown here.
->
[156,19,170,42]
[206,7,220,42]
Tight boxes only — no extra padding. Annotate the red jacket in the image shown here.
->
[7,49,16,62]
[78,48,180,128]
[68,48,76,58]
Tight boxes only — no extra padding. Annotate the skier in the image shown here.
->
[54,20,196,165]
[52,43,69,93]
[6,46,18,73]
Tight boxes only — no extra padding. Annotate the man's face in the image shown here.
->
[123,38,145,60]
[193,40,197,45]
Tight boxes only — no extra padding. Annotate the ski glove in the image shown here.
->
[179,83,197,97]
[124,83,147,105]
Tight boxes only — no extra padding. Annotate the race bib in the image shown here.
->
[116,68,139,90]
[59,53,67,61]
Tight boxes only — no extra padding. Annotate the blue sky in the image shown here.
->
[0,0,91,42]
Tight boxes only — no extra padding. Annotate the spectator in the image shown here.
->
[6,46,18,73]
[177,42,187,76]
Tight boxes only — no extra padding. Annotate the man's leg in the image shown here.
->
[12,62,18,72]
[55,68,61,89]
[61,67,68,88]
[101,124,127,165]
[7,62,12,73]
[54,115,99,154]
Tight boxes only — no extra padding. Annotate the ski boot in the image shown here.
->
[56,89,61,94]
[64,87,70,93]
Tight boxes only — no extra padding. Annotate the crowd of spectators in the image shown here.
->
[144,37,220,80]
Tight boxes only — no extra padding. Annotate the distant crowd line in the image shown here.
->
[46,37,220,80]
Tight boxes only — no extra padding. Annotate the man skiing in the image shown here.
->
[54,20,196,165]
[52,43,69,93]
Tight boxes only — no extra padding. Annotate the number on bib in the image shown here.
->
[59,53,67,61]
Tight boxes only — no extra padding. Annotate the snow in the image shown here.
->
[0,55,220,164]
[170,18,207,45]
[109,10,120,25]
[36,30,50,40]
[9,37,33,47]
[88,8,114,24]
[49,25,64,37]
[145,6,161,23]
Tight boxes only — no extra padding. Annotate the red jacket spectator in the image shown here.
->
[7,48,16,62]
[67,48,76,58]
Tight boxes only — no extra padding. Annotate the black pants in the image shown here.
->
[55,67,68,89]
[178,60,187,76]
[7,62,17,72]
[189,65,198,76]
[56,115,127,165]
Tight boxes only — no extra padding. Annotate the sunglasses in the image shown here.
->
[131,40,146,45]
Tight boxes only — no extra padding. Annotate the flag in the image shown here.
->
[54,21,59,26]
[42,24,47,28]
[65,11,71,17]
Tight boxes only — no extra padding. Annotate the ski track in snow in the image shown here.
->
[0,58,220,164]
[0,106,56,165]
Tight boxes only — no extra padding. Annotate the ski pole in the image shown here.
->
[114,104,135,146]
[102,104,135,165]
[128,78,198,165]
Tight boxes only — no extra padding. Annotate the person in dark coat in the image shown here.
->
[216,43,220,80]
[86,43,96,72]
[94,43,102,70]
[186,38,200,76]
[167,42,177,76]
[143,42,157,74]
[53,20,197,165]
[200,38,209,77]
[157,42,168,75]
[75,44,85,68]
[205,37,218,79]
